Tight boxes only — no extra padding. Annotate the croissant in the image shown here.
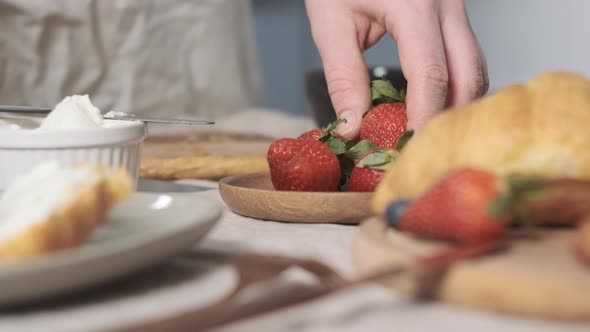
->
[576,219,590,264]
[373,71,590,215]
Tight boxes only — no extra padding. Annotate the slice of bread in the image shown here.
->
[0,163,132,261]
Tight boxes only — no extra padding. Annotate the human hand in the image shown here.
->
[305,0,488,139]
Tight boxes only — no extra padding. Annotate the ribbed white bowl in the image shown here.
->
[0,120,146,189]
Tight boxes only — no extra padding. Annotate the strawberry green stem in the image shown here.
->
[486,174,547,227]
[319,118,346,142]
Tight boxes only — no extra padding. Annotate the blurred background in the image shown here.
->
[1,0,589,131]
[252,0,590,116]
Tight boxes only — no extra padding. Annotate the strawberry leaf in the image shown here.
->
[319,118,346,142]
[487,174,547,229]
[505,174,546,230]
[394,130,414,151]
[371,80,395,100]
[507,175,546,198]
[326,137,347,155]
[366,163,393,171]
[346,139,380,160]
[486,194,513,218]
[371,79,406,105]
[357,150,398,170]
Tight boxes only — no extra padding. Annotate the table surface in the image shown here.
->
[1,111,589,332]
[0,178,588,332]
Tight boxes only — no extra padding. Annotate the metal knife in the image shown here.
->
[0,105,215,125]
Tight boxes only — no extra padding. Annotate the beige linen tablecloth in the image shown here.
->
[0,179,588,332]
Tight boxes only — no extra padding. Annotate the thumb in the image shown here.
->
[311,23,370,140]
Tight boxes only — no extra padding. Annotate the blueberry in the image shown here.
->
[385,199,411,229]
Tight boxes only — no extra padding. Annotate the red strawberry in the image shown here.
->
[360,79,408,148]
[267,138,341,192]
[298,118,346,142]
[347,149,397,192]
[360,103,407,148]
[298,129,322,140]
[347,167,384,192]
[390,168,510,243]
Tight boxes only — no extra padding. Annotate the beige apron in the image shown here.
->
[0,0,261,121]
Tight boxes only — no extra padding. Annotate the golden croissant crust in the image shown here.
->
[373,71,590,215]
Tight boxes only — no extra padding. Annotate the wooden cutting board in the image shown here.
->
[141,132,273,158]
[352,218,590,321]
[140,132,272,180]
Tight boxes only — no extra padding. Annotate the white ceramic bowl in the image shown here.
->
[0,120,146,190]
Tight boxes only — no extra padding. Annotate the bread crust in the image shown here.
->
[140,155,269,180]
[0,167,132,261]
[575,220,590,265]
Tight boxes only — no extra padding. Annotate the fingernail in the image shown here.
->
[335,111,357,138]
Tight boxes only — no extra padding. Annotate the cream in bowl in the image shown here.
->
[0,95,146,190]
[39,95,104,130]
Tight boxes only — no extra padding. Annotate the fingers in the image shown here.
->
[306,0,488,136]
[439,0,489,107]
[478,43,490,95]
[387,1,449,132]
[306,2,371,140]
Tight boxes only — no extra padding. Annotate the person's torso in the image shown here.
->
[0,0,260,119]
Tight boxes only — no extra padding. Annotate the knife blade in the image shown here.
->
[0,105,215,125]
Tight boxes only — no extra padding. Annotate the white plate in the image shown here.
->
[0,192,222,307]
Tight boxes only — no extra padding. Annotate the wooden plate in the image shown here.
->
[352,218,590,321]
[219,173,373,224]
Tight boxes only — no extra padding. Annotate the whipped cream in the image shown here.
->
[39,95,104,130]
[0,119,22,130]
[0,161,99,242]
